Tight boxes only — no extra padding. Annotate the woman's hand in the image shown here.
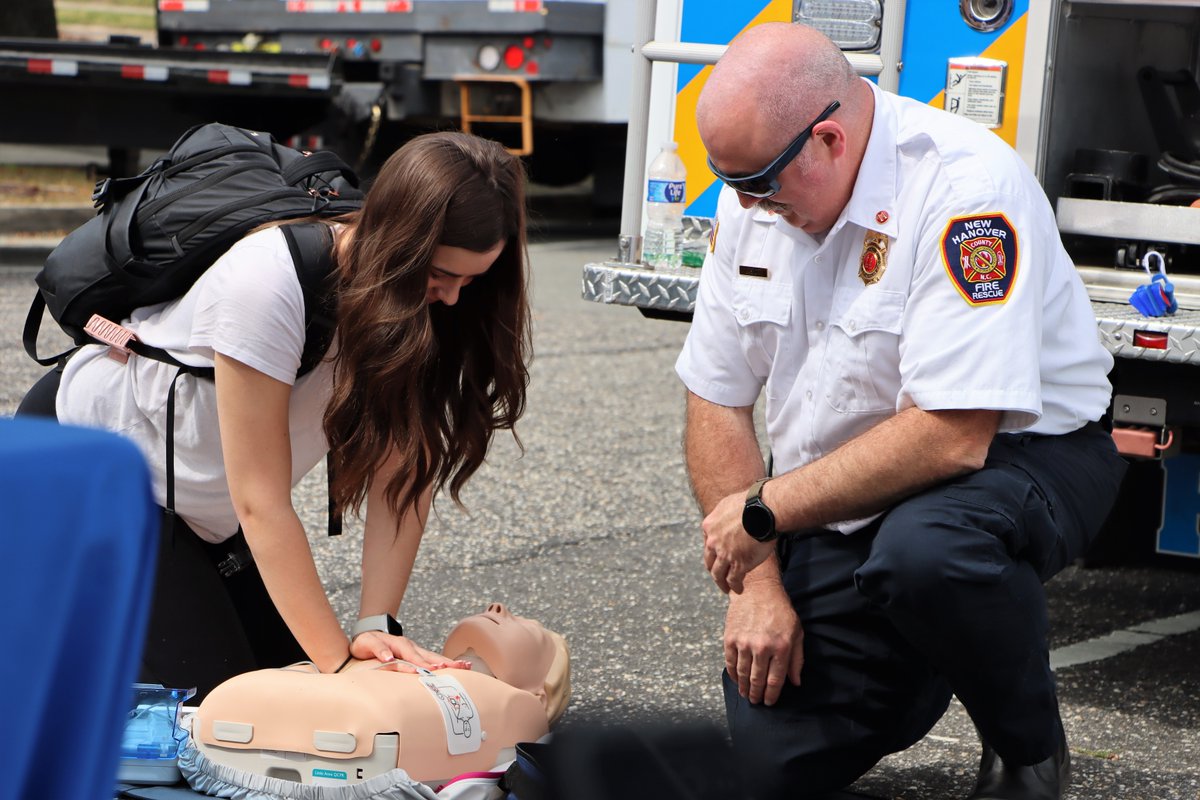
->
[348,632,469,672]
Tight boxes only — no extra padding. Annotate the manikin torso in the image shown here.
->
[189,604,568,787]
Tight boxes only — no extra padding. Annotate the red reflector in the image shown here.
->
[525,60,539,75]
[207,69,229,84]
[319,37,333,50]
[523,36,534,49]
[503,44,524,69]
[543,37,552,49]
[1133,331,1169,350]
[370,38,382,52]
[27,59,52,74]
[121,64,144,79]
[346,38,358,49]
[288,74,308,87]
[178,35,189,46]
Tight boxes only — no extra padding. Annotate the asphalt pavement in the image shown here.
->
[2,196,1199,799]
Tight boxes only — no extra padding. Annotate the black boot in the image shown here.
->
[967,722,1069,800]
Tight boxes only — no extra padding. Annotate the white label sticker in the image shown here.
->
[419,675,482,755]
[944,57,1006,129]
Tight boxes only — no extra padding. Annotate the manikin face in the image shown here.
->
[441,602,557,696]
[426,241,505,306]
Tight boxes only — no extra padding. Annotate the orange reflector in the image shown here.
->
[1133,331,1169,350]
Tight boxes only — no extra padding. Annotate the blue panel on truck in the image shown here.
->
[1159,454,1200,558]
[897,0,1029,102]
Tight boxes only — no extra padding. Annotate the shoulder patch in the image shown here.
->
[939,213,1019,306]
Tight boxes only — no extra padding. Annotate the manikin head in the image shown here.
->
[441,602,571,725]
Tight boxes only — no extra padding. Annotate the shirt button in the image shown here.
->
[806,390,813,401]
[815,255,824,263]
[815,321,825,331]
[738,309,749,321]
[848,321,857,331]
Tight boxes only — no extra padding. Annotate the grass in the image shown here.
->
[0,165,96,206]
[56,8,155,30]
[75,0,156,8]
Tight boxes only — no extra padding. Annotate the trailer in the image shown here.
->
[0,0,632,193]
[583,0,1200,567]
[0,37,341,173]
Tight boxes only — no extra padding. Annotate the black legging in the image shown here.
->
[143,515,306,702]
[16,364,62,419]
[18,368,307,702]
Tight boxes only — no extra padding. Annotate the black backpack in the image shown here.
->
[22,122,364,536]
[23,121,363,372]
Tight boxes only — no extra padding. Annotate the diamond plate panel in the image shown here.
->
[580,272,1200,366]
[1094,301,1200,365]
[581,262,700,313]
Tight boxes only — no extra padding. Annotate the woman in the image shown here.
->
[29,132,531,700]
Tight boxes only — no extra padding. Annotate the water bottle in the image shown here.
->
[644,142,686,271]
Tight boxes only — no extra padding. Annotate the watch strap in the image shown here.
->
[351,613,403,639]
[746,477,769,502]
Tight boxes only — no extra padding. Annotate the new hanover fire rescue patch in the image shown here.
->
[940,213,1019,306]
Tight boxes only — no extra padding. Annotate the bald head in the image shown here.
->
[697,23,865,164]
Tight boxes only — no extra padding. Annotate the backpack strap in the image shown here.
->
[281,222,339,378]
[281,221,342,537]
[23,293,78,367]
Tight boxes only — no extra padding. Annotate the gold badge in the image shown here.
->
[859,231,889,285]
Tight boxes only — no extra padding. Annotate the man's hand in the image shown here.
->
[703,490,776,593]
[725,579,803,706]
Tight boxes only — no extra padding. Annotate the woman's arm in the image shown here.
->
[214,353,350,672]
[349,455,459,667]
[359,453,427,620]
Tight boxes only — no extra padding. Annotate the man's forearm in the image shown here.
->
[763,407,1000,532]
[684,391,766,515]
[685,391,785,588]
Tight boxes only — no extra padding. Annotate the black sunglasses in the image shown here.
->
[706,100,841,199]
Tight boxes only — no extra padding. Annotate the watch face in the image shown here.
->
[742,502,774,541]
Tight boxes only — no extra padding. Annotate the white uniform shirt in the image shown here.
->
[676,81,1113,533]
[57,227,335,542]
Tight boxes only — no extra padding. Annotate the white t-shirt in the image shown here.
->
[57,227,335,542]
[676,81,1113,533]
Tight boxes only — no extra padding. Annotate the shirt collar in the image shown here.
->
[841,80,899,238]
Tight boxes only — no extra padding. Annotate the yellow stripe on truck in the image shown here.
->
[674,0,791,213]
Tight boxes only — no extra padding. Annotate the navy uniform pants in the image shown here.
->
[724,422,1127,799]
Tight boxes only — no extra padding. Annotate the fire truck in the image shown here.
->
[0,0,630,193]
[582,0,1200,566]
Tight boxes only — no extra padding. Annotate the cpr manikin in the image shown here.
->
[182,604,570,796]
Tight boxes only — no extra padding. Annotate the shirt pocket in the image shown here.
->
[731,279,793,382]
[821,288,905,413]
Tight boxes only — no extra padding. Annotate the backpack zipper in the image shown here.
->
[136,161,279,224]
[175,187,312,244]
[160,143,269,180]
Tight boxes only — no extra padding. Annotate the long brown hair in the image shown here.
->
[323,132,530,523]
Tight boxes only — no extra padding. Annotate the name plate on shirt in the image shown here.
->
[739,265,769,279]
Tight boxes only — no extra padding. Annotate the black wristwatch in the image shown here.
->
[742,478,778,542]
[351,613,404,639]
